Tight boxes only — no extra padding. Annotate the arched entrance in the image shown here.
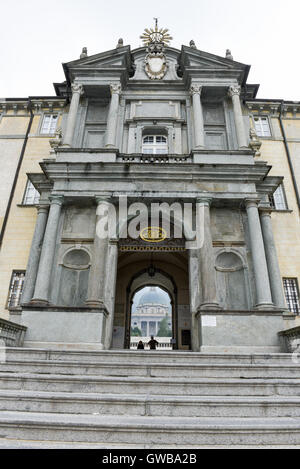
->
[130,286,173,350]
[111,249,191,350]
[126,268,177,349]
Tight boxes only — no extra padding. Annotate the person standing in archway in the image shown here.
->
[148,336,159,350]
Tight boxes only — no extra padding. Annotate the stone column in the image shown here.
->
[260,210,287,309]
[32,196,64,304]
[228,85,248,149]
[190,84,205,149]
[188,248,201,351]
[104,239,119,349]
[63,83,83,147]
[127,123,136,153]
[105,83,121,147]
[86,197,111,307]
[245,199,274,309]
[197,198,221,310]
[21,205,49,304]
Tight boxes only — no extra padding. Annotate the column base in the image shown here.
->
[199,302,223,311]
[85,299,106,309]
[254,303,275,311]
[30,298,50,306]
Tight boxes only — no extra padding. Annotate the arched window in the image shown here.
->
[142,135,168,154]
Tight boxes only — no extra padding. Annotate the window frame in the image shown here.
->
[6,270,26,310]
[142,134,168,154]
[252,115,272,138]
[283,278,300,314]
[269,183,289,211]
[39,113,59,135]
[22,179,40,206]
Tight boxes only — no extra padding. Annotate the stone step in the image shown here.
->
[0,390,300,418]
[0,411,300,446]
[1,372,300,396]
[1,359,300,379]
[5,347,296,365]
[0,438,299,449]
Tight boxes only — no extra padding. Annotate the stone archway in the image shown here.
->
[125,268,177,349]
[111,249,190,350]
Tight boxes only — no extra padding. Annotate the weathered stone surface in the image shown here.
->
[0,348,300,447]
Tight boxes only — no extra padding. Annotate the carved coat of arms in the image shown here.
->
[140,21,172,81]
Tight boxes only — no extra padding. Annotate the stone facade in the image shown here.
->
[0,31,299,352]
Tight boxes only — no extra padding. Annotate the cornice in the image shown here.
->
[246,100,300,117]
[39,160,271,184]
[0,98,67,115]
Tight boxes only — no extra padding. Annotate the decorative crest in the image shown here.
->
[140,19,173,46]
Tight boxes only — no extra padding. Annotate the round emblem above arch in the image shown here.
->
[144,49,167,80]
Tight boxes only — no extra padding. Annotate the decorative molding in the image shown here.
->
[71,83,84,95]
[110,83,122,95]
[228,85,241,97]
[190,84,202,96]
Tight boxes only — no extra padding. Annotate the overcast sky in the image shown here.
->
[1,0,299,100]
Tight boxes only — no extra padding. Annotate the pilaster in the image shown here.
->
[63,83,84,147]
[105,83,121,148]
[190,84,205,149]
[228,85,248,149]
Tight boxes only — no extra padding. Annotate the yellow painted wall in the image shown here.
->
[258,116,300,305]
[0,111,62,319]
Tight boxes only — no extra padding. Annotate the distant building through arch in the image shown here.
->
[130,286,172,349]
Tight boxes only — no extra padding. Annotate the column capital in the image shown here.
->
[49,195,64,206]
[95,195,113,206]
[196,197,212,206]
[190,84,203,96]
[228,85,241,97]
[110,83,122,95]
[36,204,49,214]
[71,83,84,95]
[259,208,272,218]
[228,84,241,97]
[244,198,260,209]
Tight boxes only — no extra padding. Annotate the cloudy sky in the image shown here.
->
[1,0,299,100]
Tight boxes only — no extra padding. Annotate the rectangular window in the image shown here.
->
[142,135,168,154]
[40,114,58,134]
[7,271,26,309]
[269,184,288,210]
[253,116,271,137]
[283,278,300,313]
[22,180,40,205]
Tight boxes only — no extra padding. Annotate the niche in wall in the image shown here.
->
[58,249,91,307]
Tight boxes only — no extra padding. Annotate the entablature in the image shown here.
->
[0,98,66,115]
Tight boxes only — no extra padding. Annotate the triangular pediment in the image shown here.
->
[179,45,250,85]
[62,46,133,85]
[180,45,249,71]
[65,45,132,70]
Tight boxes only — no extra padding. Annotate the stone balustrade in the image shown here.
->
[119,154,192,164]
[278,326,300,353]
[0,318,27,347]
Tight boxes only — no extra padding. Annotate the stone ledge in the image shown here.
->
[21,305,107,313]
[196,309,289,316]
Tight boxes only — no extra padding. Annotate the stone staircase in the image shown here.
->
[0,348,300,448]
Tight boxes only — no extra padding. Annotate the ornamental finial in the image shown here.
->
[140,19,173,46]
